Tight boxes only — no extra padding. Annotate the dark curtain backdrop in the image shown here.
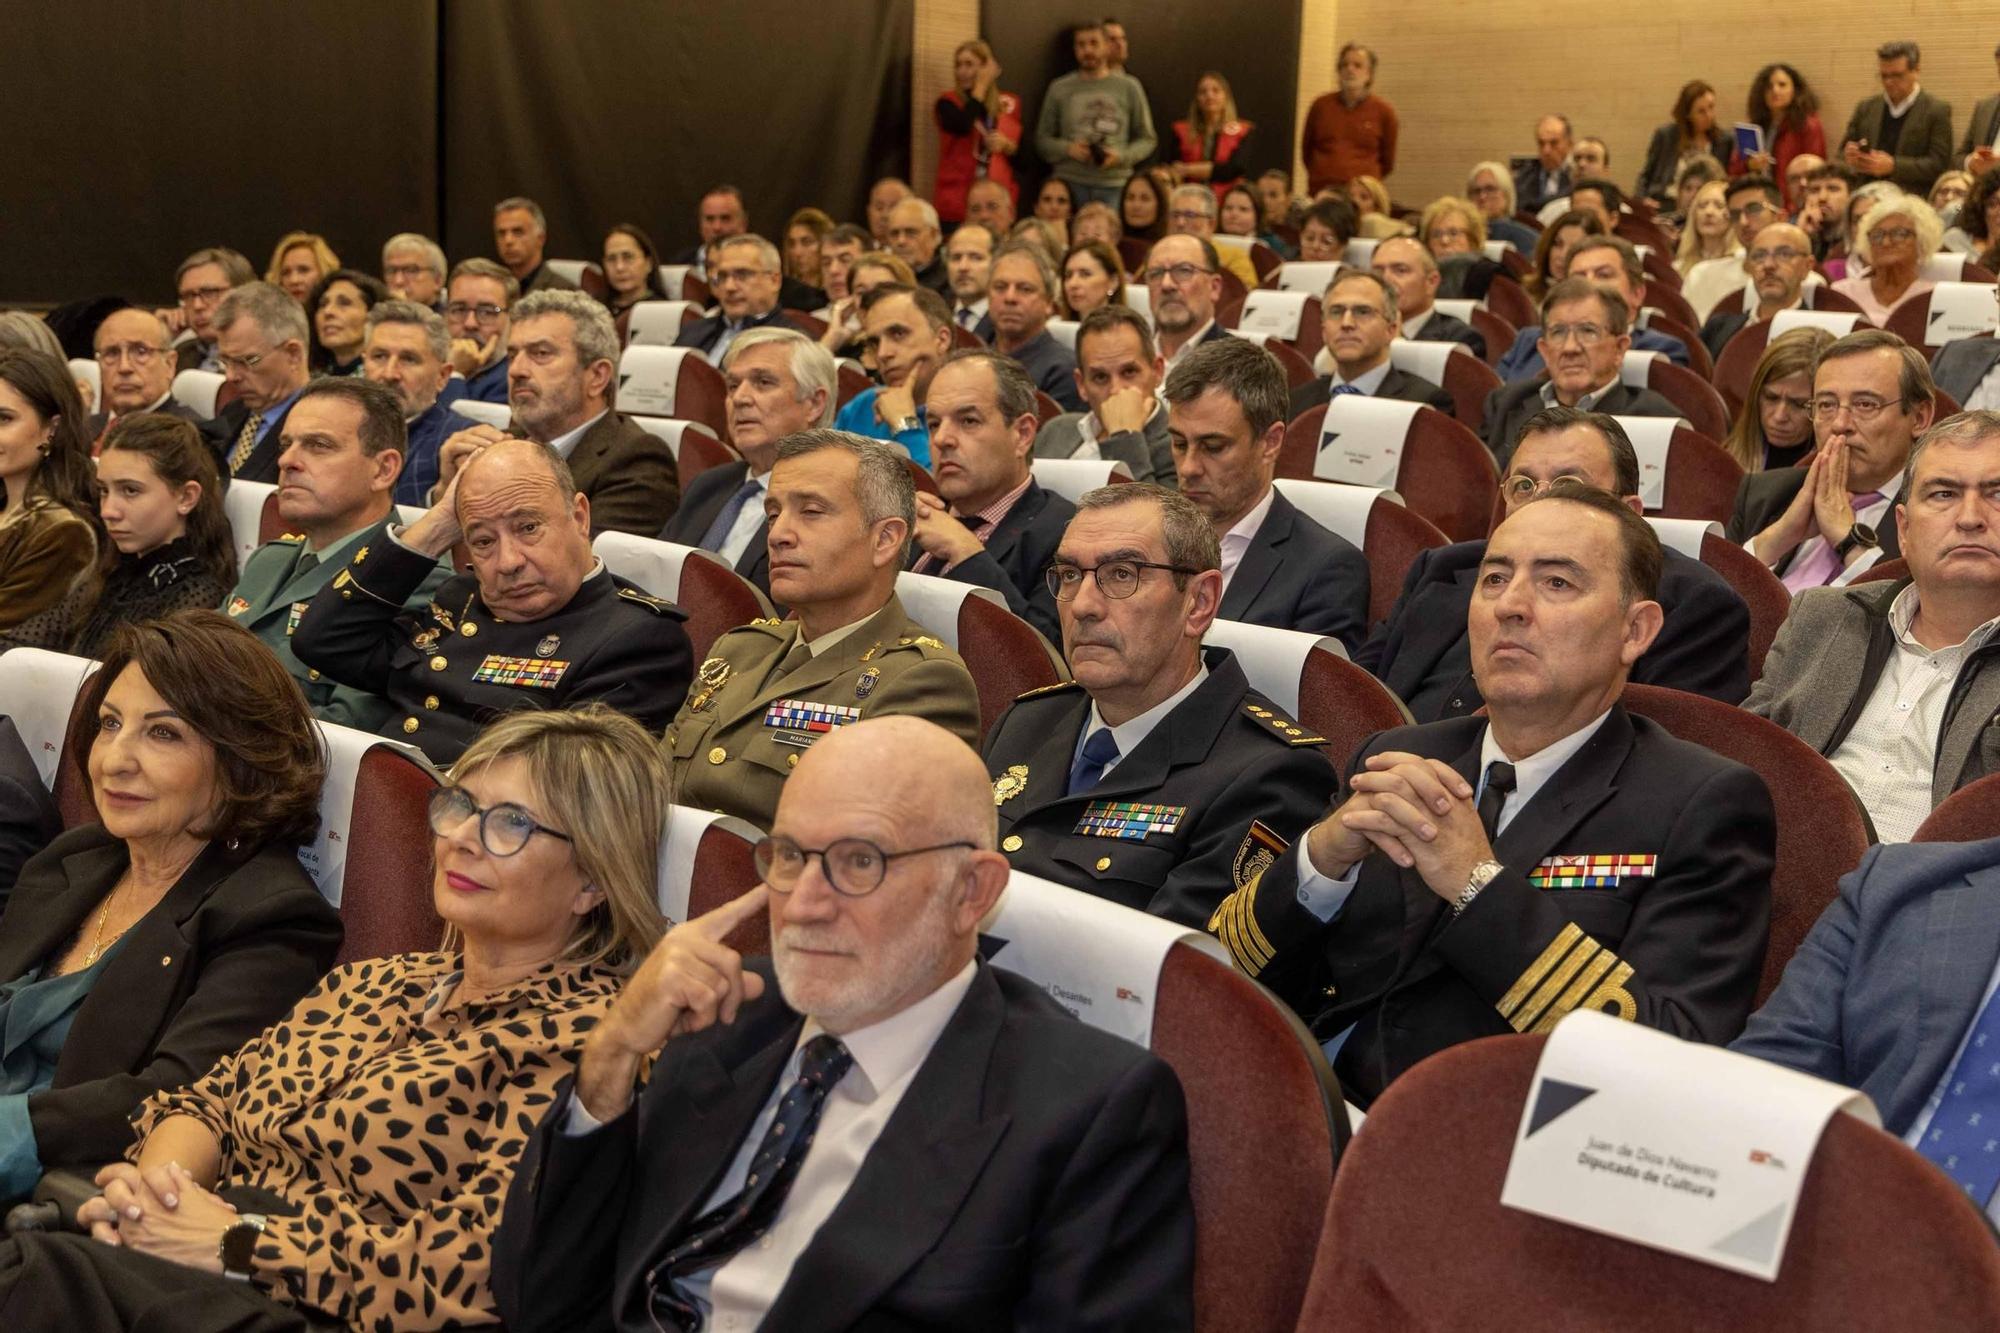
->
[982,3,1299,204]
[1,1,911,305]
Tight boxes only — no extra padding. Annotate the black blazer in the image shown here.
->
[1636,123,1731,202]
[911,479,1074,642]
[88,400,205,437]
[566,411,682,537]
[1482,379,1681,465]
[0,718,58,901]
[2,825,342,1175]
[673,305,792,357]
[1725,465,1904,574]
[1699,309,1751,364]
[199,395,301,483]
[660,460,770,597]
[1288,367,1453,422]
[493,960,1196,1333]
[1233,707,1775,1106]
[1354,539,1751,722]
[1217,490,1371,653]
[1408,310,1486,361]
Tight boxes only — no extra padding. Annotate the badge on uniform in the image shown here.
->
[429,603,456,632]
[471,654,571,689]
[1232,820,1290,891]
[697,657,731,691]
[413,627,440,651]
[536,635,560,658]
[1527,854,1657,889]
[285,601,310,636]
[762,699,862,738]
[855,667,880,700]
[1075,801,1186,840]
[992,764,1028,805]
[226,596,250,618]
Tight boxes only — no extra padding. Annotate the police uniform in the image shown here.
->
[664,595,982,830]
[291,533,693,764]
[221,517,450,735]
[1210,709,1776,1107]
[982,648,1337,929]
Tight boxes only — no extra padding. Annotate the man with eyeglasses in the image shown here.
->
[294,436,692,765]
[1840,40,1954,195]
[1493,235,1688,383]
[1358,407,1751,722]
[164,247,255,373]
[1287,271,1451,420]
[443,258,519,404]
[1935,270,2000,411]
[1165,186,1258,291]
[197,282,314,483]
[495,715,1197,1330]
[1729,329,1937,589]
[1698,222,1818,362]
[1146,234,1233,369]
[981,482,1334,926]
[661,431,981,831]
[676,235,792,368]
[89,308,203,444]
[1725,175,1784,253]
[1483,278,1678,466]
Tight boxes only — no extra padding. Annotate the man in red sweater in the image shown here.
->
[1302,42,1399,193]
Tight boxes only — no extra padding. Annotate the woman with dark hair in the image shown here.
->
[1961,166,2000,272]
[1525,208,1607,300]
[303,269,389,377]
[1032,178,1075,252]
[0,349,100,635]
[601,222,669,326]
[782,208,835,290]
[1730,63,1825,207]
[1169,71,1255,200]
[2,416,234,656]
[1220,182,1290,257]
[1120,170,1169,245]
[1638,79,1731,203]
[0,610,341,1201]
[1062,241,1127,318]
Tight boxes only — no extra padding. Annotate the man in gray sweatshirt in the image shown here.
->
[1035,21,1157,208]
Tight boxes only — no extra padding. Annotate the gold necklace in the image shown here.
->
[82,887,121,967]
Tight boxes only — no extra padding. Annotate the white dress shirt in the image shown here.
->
[1829,585,2000,843]
[1072,664,1210,783]
[953,297,989,330]
[1967,358,2000,413]
[1072,394,1164,463]
[718,471,772,566]
[1401,307,1437,339]
[544,408,610,462]
[1217,488,1277,592]
[1164,320,1218,368]
[1886,85,1922,120]
[1328,359,1394,398]
[1783,472,1902,587]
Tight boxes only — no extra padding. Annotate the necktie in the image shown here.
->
[1067,727,1121,796]
[294,549,319,580]
[1915,987,2000,1208]
[228,410,265,475]
[775,636,815,678]
[646,1034,854,1331]
[1477,761,1517,841]
[1330,383,1362,397]
[957,307,978,329]
[698,478,763,553]
[1780,492,1883,592]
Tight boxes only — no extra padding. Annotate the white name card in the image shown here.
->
[1311,396,1422,489]
[1771,308,1861,338]
[1645,516,1721,560]
[1609,415,1686,511]
[1276,261,1343,295]
[1501,1011,1878,1281]
[615,347,688,417]
[1926,282,2000,343]
[1238,291,1308,341]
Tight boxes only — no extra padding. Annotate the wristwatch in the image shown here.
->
[890,415,922,434]
[1451,859,1504,915]
[220,1213,268,1282]
[1835,522,1880,560]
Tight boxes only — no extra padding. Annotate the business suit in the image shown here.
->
[1734,838,2000,1136]
[911,479,1074,643]
[2,825,342,1177]
[1355,540,1752,722]
[1932,336,2000,406]
[660,461,771,597]
[493,959,1195,1332]
[1407,309,1486,361]
[1033,407,1174,483]
[984,651,1337,928]
[1287,367,1454,422]
[673,305,791,359]
[462,358,508,404]
[1482,380,1681,465]
[1725,465,1905,576]
[1637,124,1731,202]
[1514,162,1572,215]
[1842,89,1954,194]
[1212,707,1776,1106]
[563,410,681,536]
[1700,309,1754,364]
[0,719,58,901]
[1495,325,1690,383]
[1218,490,1371,652]
[1961,94,2000,167]
[199,394,301,483]
[87,398,204,441]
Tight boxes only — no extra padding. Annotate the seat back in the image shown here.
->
[1619,684,1869,1003]
[1712,316,1775,418]
[1884,281,1998,355]
[1032,390,1064,424]
[1271,479,1448,628]
[0,649,95,818]
[629,415,737,491]
[1203,619,1409,765]
[1232,331,1318,389]
[1605,416,1742,523]
[1433,297,1517,370]
[893,572,1062,737]
[1273,261,1343,295]
[1046,317,1079,351]
[654,264,694,300]
[1771,308,1867,339]
[617,345,729,438]
[1482,274,1537,330]
[1029,457,1132,501]
[1387,337,1500,431]
[449,399,512,430]
[835,361,872,407]
[544,259,610,299]
[1851,555,1909,586]
[1692,530,1789,685]
[171,369,224,419]
[1914,772,2000,843]
[1342,238,1382,268]
[221,479,279,567]
[1620,351,1730,440]
[304,722,445,962]
[1637,305,1711,378]
[1122,283,1153,325]
[624,299,705,346]
[656,805,770,951]
[1298,1031,2000,1333]
[70,359,101,415]
[1237,290,1325,359]
[1279,401,1497,543]
[591,532,769,660]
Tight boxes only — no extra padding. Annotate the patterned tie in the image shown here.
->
[697,478,763,553]
[646,1034,854,1331]
[1915,987,2000,1208]
[228,410,265,475]
[1780,492,1883,592]
[1067,727,1121,796]
[1477,761,1517,841]
[1330,383,1363,398]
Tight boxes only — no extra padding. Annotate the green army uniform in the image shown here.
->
[221,516,448,733]
[664,594,983,830]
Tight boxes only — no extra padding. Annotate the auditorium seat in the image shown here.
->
[1711,279,1864,321]
[1117,236,1152,275]
[1677,523,1789,685]
[783,309,829,340]
[1852,556,1909,586]
[1386,337,1502,432]
[629,414,737,491]
[903,457,940,498]
[449,398,511,430]
[1629,418,1744,524]
[1217,267,1248,316]
[835,359,872,407]
[1033,389,1063,424]
[948,322,983,350]
[1913,772,2000,844]
[1203,618,1410,765]
[893,571,1063,737]
[682,273,713,307]
[544,259,610,300]
[1123,283,1153,326]
[1341,239,1382,269]
[623,299,705,346]
[170,369,224,419]
[1920,254,1998,284]
[1482,274,1537,331]
[1614,210,1674,257]
[1294,1031,2000,1333]
[657,805,769,954]
[0,647,95,827]
[1620,350,1729,440]
[1045,318,1078,351]
[1433,298,1517,370]
[1234,330,1319,389]
[222,478,279,564]
[615,345,730,439]
[590,531,772,659]
[314,721,445,963]
[1236,290,1325,361]
[1029,457,1132,501]
[1637,306,1711,379]
[1278,402,1498,543]
[1619,683,1870,1004]
[1884,282,1998,356]
[69,359,99,413]
[1272,479,1450,628]
[654,263,694,299]
[1713,311,1880,418]
[1269,261,1343,295]
[1635,244,1683,294]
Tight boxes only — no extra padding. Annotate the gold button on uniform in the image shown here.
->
[430,656,448,671]
[1095,856,1112,871]
[307,669,321,681]
[1002,835,1023,852]
[786,753,799,769]
[424,695,439,710]
[461,623,478,638]
[403,717,419,734]
[708,746,728,765]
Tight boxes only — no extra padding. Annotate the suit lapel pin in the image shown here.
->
[536,635,561,658]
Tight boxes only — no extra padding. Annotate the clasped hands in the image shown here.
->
[1306,752,1493,903]
[1750,441,1857,566]
[75,1160,238,1272]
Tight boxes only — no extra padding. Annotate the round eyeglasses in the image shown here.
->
[1045,559,1198,601]
[427,786,573,858]
[754,834,976,898]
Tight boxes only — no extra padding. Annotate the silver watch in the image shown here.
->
[1451,859,1504,915]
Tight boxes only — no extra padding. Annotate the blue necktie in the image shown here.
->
[1330,383,1362,398]
[1916,987,2000,1207]
[697,478,763,553]
[1067,728,1121,795]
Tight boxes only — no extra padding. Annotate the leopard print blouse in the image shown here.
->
[133,951,618,1332]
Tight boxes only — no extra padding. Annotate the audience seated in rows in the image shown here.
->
[833,284,953,467]
[88,309,202,446]
[1147,234,1232,369]
[1483,280,1680,465]
[0,351,101,639]
[1370,236,1486,359]
[1292,270,1453,419]
[359,299,464,506]
[943,221,998,338]
[986,240,1083,411]
[675,234,793,368]
[494,195,580,297]
[1496,234,1691,382]
[380,231,448,310]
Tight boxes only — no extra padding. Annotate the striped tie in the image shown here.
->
[228,411,265,475]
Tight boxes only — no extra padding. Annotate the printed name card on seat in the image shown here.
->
[624,300,705,347]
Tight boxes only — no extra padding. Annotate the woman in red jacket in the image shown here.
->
[1729,63,1825,208]
[1169,72,1255,202]
[934,40,1021,226]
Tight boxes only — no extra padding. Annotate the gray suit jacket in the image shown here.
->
[1932,336,2000,406]
[1745,578,2000,808]
[1842,89,1954,193]
[1734,837,2000,1136]
[1957,93,2000,165]
[1033,406,1173,483]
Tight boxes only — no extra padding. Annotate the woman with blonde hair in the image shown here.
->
[1169,71,1255,200]
[263,232,340,306]
[1723,326,1832,473]
[1346,175,1409,239]
[1676,179,1747,321]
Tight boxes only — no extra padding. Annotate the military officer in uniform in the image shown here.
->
[220,379,450,732]
[982,484,1336,928]
[664,430,982,829]
[1209,483,1775,1107]
[293,438,693,764]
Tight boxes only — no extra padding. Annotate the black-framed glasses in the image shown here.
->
[1045,560,1199,601]
[754,834,976,898]
[1142,262,1214,284]
[427,786,573,857]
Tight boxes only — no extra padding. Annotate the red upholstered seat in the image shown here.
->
[1619,684,1870,1003]
[903,457,940,498]
[893,573,1061,739]
[1658,427,1744,523]
[1852,556,1909,585]
[1032,390,1063,424]
[1691,531,1790,684]
[1261,337,1318,390]
[1914,772,2000,843]
[836,362,871,407]
[1279,403,1497,543]
[1484,274,1536,330]
[1639,306,1711,379]
[332,743,445,964]
[1363,498,1450,628]
[680,813,771,956]
[1635,355,1731,440]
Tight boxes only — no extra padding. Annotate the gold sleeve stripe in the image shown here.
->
[1495,922,1641,1034]
[1207,894,1253,973]
[1587,961,1638,1022]
[1522,949,1618,1034]
[1237,872,1276,968]
[1497,923,1587,1019]
[1508,935,1604,1033]
[1208,888,1272,976]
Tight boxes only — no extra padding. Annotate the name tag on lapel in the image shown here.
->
[1074,801,1186,840]
[762,700,862,735]
[471,655,571,688]
[1527,854,1657,889]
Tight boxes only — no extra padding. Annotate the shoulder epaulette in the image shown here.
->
[615,586,678,615]
[1014,679,1083,702]
[1244,700,1327,747]
[719,616,789,639]
[892,633,955,655]
[273,532,306,545]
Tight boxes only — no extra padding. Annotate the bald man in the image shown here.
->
[496,716,1196,1332]
[1697,222,1821,361]
[293,439,693,762]
[90,308,205,441]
